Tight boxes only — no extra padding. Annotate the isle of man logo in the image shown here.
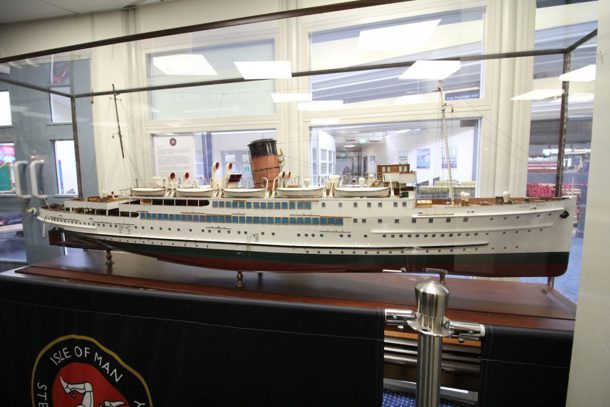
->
[32,335,153,407]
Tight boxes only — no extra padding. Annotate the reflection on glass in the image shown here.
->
[54,140,79,196]
[309,7,484,104]
[148,40,276,120]
[0,91,12,126]
[311,118,479,197]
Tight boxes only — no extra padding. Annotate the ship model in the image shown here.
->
[38,138,575,278]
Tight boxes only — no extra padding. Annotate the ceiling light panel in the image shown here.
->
[235,61,292,79]
[399,60,461,80]
[559,64,596,82]
[512,89,564,101]
[271,93,313,103]
[153,54,217,76]
[357,19,441,52]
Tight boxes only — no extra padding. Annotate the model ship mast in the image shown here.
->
[439,80,455,206]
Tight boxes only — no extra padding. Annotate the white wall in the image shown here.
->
[358,125,475,186]
[566,2,610,405]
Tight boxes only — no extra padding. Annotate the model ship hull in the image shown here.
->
[40,194,576,278]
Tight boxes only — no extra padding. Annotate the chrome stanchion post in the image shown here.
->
[408,278,451,407]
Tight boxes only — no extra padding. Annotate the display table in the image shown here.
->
[15,249,576,330]
[1,250,576,406]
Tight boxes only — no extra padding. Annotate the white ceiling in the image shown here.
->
[0,0,177,24]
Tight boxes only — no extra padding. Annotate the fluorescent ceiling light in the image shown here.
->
[235,61,292,79]
[357,19,440,52]
[153,54,217,76]
[559,64,596,82]
[511,89,564,101]
[396,92,440,104]
[311,118,340,125]
[271,92,312,103]
[344,144,356,148]
[298,100,344,111]
[550,92,594,103]
[399,60,461,80]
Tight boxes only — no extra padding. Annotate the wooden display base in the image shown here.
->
[11,249,575,331]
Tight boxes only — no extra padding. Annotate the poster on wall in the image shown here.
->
[0,143,15,192]
[442,146,458,169]
[50,56,70,84]
[417,148,430,169]
[153,135,195,180]
[398,150,409,164]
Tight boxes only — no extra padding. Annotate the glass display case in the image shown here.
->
[0,0,599,302]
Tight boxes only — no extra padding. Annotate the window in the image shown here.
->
[0,91,12,126]
[309,7,484,103]
[149,40,276,120]
[50,86,71,124]
[54,140,79,196]
[311,119,479,196]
